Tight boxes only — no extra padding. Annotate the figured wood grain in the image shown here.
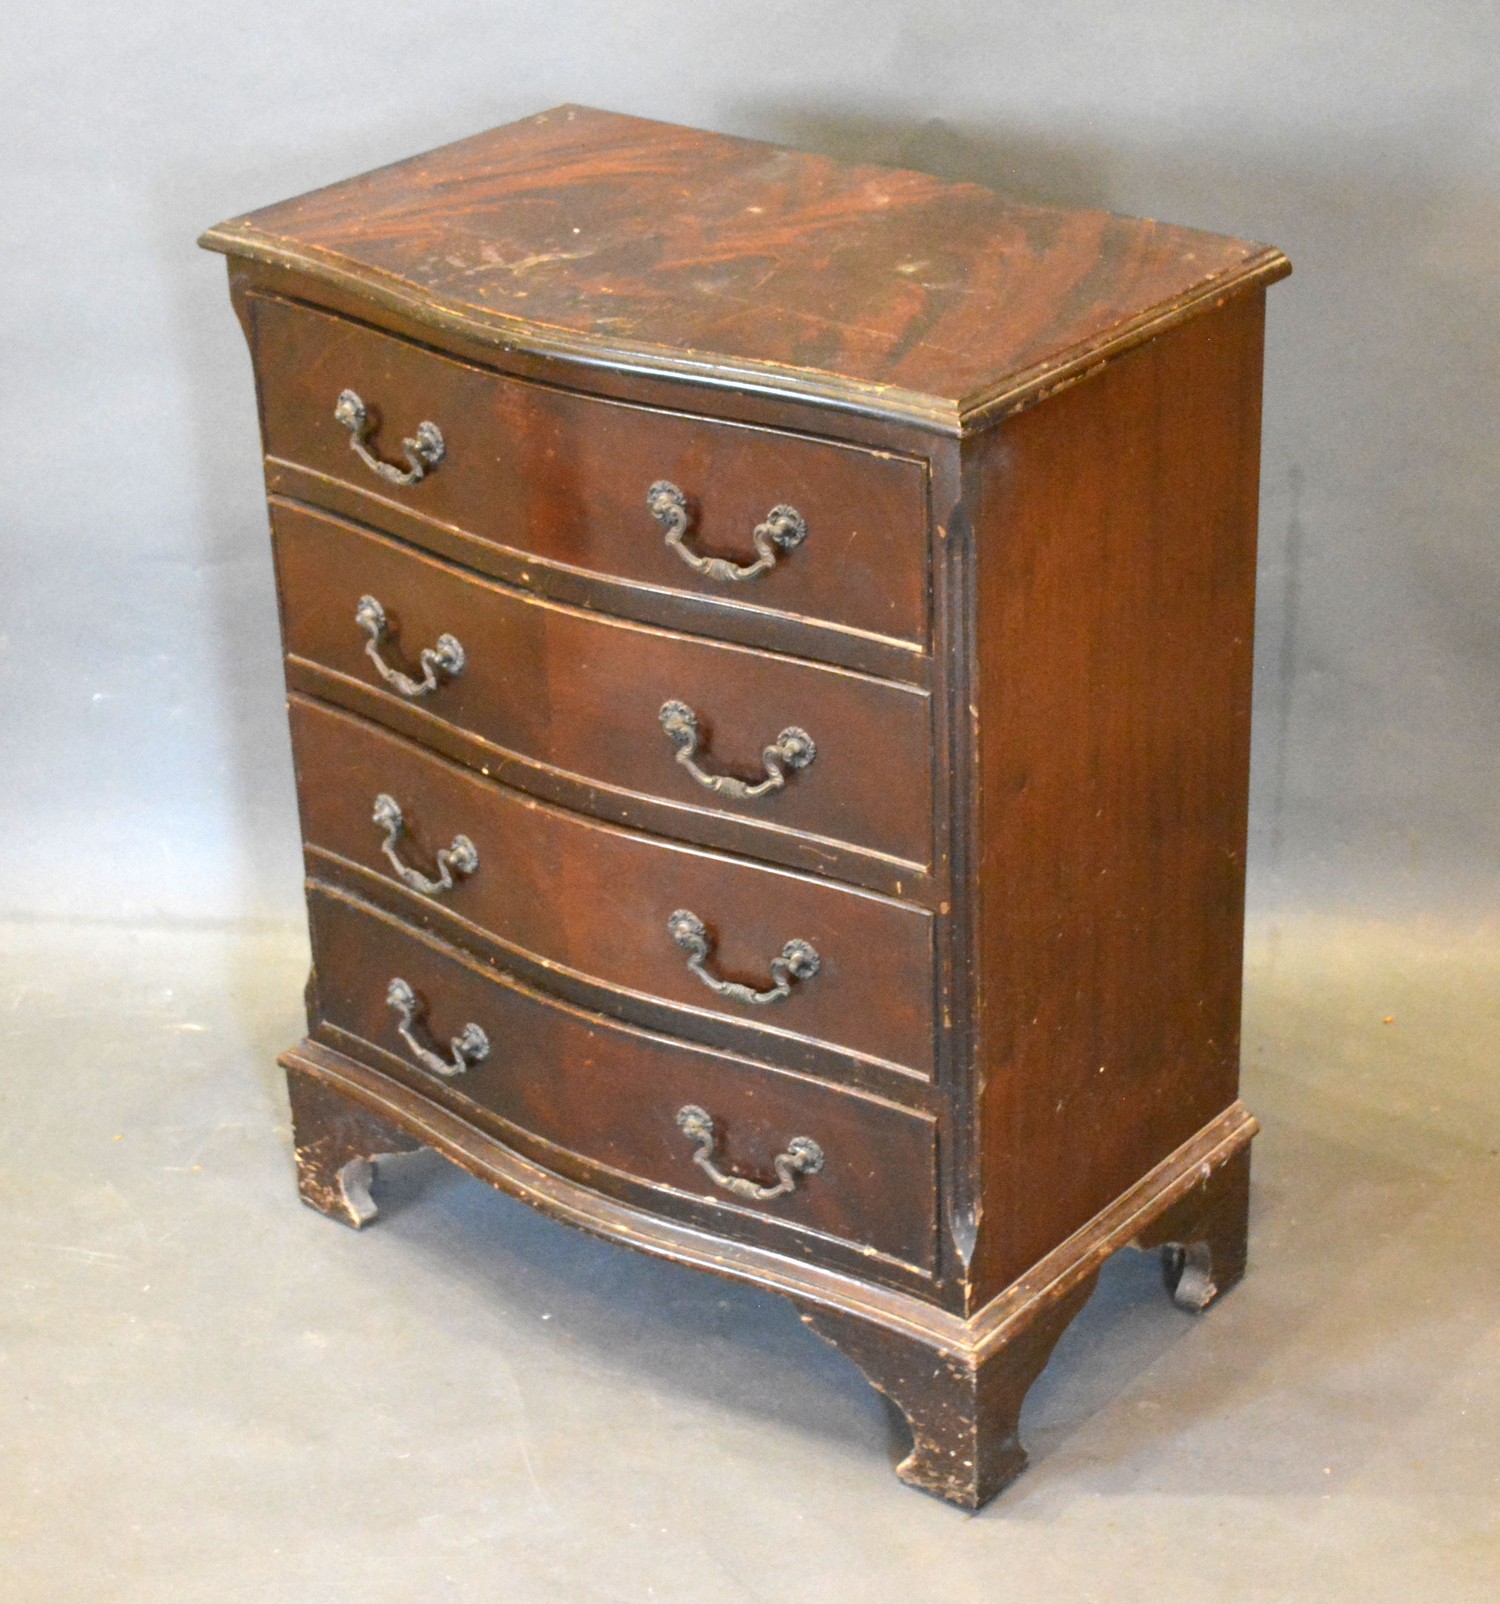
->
[968,293,1268,1302]
[270,500,935,873]
[249,291,931,649]
[306,885,940,1272]
[290,696,936,1079]
[201,105,1289,432]
[227,257,948,460]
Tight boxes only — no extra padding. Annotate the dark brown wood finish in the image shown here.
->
[798,1273,1099,1508]
[204,105,1288,1509]
[284,1032,1255,1505]
[967,293,1269,1305]
[268,460,925,682]
[290,696,936,1079]
[1133,1144,1252,1313]
[795,1120,1253,1507]
[250,292,931,652]
[286,655,932,900]
[284,1058,423,1227]
[227,257,949,468]
[271,500,934,878]
[202,105,1288,431]
[306,886,940,1274]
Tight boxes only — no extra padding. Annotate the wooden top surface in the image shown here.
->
[201,105,1289,433]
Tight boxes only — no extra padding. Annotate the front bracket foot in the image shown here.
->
[794,1274,1098,1510]
[284,1057,425,1228]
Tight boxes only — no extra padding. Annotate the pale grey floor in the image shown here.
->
[3,915,1497,1602]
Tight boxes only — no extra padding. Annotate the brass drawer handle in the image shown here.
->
[334,388,445,486]
[667,910,819,1006]
[385,978,489,1078]
[372,794,478,896]
[355,594,465,698]
[676,1105,824,1202]
[647,480,806,583]
[659,700,814,800]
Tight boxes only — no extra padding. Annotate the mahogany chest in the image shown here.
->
[201,105,1289,1508]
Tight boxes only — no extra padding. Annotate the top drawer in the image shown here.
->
[247,294,931,653]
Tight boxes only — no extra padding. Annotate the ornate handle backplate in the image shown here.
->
[372,794,478,896]
[667,910,819,1007]
[675,1104,824,1202]
[658,700,814,800]
[384,978,489,1079]
[355,594,465,698]
[647,481,807,583]
[335,389,445,486]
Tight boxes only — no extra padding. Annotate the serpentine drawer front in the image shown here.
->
[306,887,940,1273]
[249,292,931,656]
[271,499,934,879]
[289,696,937,1081]
[203,104,1287,1508]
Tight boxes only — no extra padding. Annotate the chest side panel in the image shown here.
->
[968,293,1269,1301]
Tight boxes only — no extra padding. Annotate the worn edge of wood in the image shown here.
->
[285,655,934,887]
[929,435,983,1286]
[963,1102,1258,1359]
[306,841,939,1093]
[268,461,932,676]
[956,252,1290,429]
[199,224,1290,436]
[282,1036,1256,1347]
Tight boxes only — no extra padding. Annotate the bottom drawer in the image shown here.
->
[307,887,939,1272]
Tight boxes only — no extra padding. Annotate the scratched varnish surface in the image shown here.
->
[204,104,1286,423]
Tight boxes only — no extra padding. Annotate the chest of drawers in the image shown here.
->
[201,105,1289,1508]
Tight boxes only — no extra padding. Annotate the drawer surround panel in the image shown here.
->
[290,696,937,1079]
[250,292,933,653]
[271,500,936,874]
[307,886,940,1273]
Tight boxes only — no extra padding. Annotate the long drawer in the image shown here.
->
[306,887,939,1271]
[272,500,934,874]
[291,697,935,1079]
[249,293,930,651]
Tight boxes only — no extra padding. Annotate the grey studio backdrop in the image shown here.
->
[4,0,1496,932]
[3,7,1499,1599]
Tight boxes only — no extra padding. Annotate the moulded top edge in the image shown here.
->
[199,104,1291,437]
